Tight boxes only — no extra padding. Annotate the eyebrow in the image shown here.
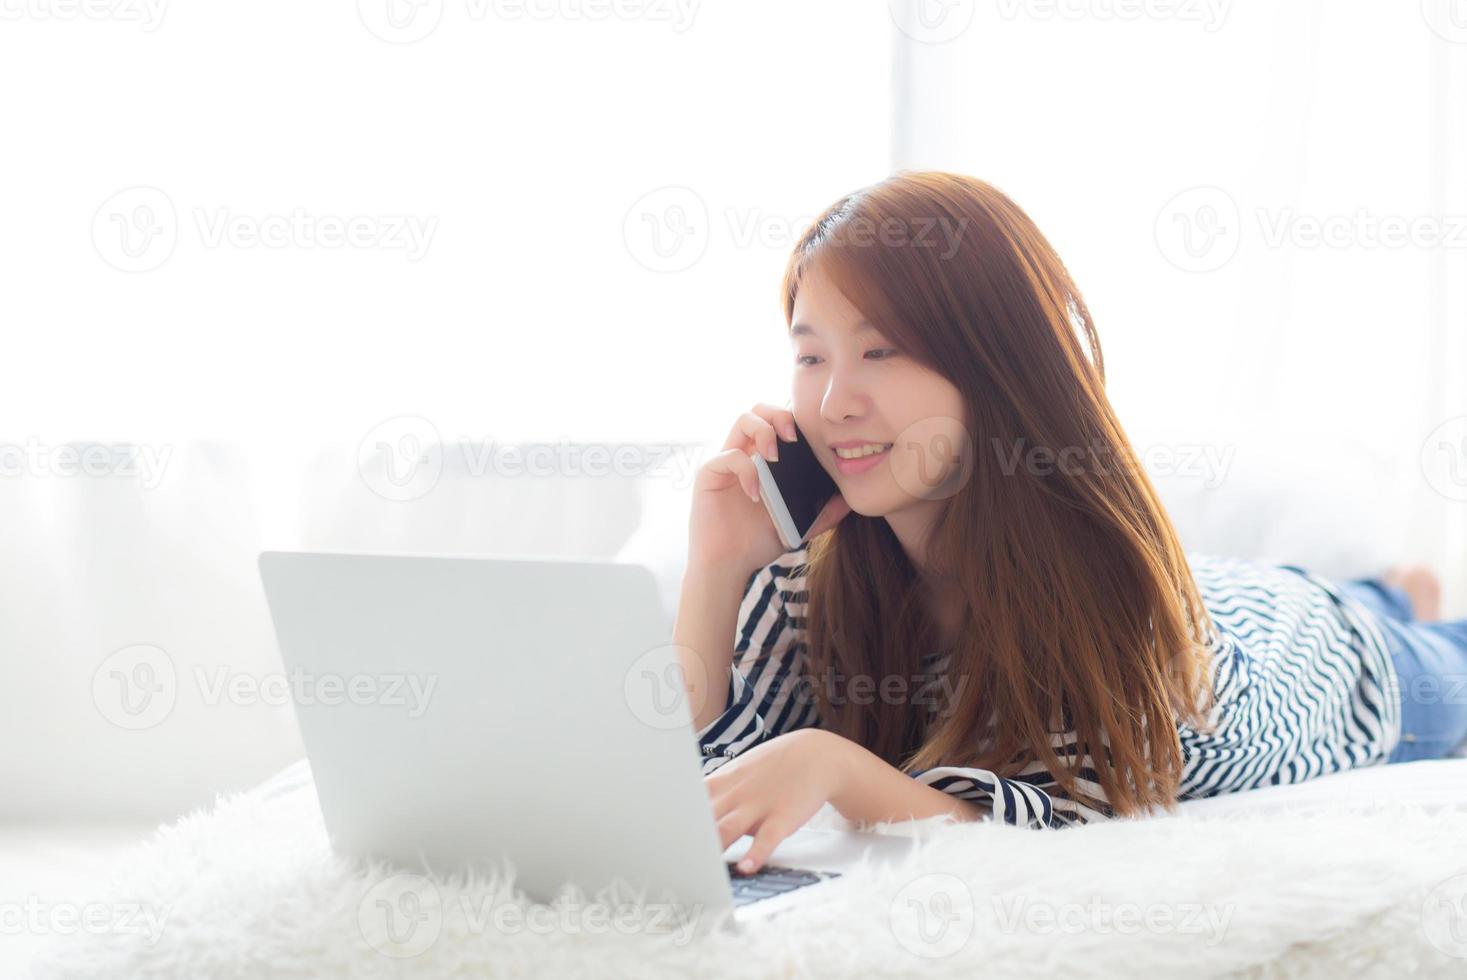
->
[789,320,879,338]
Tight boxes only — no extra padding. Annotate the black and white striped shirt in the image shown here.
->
[693,545,1402,828]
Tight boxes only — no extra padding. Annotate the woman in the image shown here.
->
[671,171,1467,875]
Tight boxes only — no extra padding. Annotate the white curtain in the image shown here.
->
[0,0,892,821]
[891,0,1467,611]
[9,1,1467,824]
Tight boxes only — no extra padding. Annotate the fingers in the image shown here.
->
[705,760,794,873]
[752,403,799,443]
[739,413,781,464]
[707,448,762,503]
[722,404,799,458]
[714,804,754,850]
[735,818,791,875]
[714,805,789,874]
[708,766,757,851]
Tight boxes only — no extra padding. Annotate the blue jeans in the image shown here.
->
[1332,577,1467,764]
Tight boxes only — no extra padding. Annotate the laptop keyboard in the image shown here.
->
[726,862,841,906]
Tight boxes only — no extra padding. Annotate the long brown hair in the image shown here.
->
[780,171,1218,818]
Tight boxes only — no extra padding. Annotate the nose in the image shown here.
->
[820,366,868,425]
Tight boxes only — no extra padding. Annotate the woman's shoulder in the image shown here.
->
[1183,550,1359,642]
[1184,550,1273,580]
[1184,550,1322,597]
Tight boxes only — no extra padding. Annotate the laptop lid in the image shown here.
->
[257,550,736,925]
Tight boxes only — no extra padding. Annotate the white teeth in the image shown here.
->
[834,443,893,459]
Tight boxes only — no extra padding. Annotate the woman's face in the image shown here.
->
[789,262,971,517]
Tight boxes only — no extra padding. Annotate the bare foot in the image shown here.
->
[1382,564,1441,621]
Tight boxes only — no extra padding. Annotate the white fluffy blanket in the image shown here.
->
[30,761,1467,979]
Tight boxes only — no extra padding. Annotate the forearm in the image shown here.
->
[829,735,989,826]
[672,562,749,732]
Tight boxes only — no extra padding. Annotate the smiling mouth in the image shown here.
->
[831,442,894,460]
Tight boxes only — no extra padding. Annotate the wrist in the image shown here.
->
[817,733,985,825]
[809,729,866,815]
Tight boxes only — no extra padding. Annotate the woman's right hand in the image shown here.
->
[686,403,851,581]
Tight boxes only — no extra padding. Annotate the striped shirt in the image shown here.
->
[693,545,1402,828]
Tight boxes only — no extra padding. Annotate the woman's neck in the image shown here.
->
[884,500,967,648]
[926,579,965,651]
[883,498,945,578]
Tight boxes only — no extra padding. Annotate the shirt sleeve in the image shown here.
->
[909,732,1116,828]
[694,552,820,775]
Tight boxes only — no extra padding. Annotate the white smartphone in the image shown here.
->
[749,421,839,550]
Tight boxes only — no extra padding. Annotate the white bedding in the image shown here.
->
[28,757,1467,979]
[1176,755,1467,818]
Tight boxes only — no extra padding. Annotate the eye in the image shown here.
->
[867,347,899,360]
[795,354,820,367]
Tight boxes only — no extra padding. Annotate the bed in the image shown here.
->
[28,753,1467,979]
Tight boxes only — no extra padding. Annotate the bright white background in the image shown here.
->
[3,1,1466,836]
[893,0,1467,601]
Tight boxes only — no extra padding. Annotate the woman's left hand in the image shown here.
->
[704,727,854,874]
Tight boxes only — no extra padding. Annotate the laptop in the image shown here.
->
[257,550,917,936]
